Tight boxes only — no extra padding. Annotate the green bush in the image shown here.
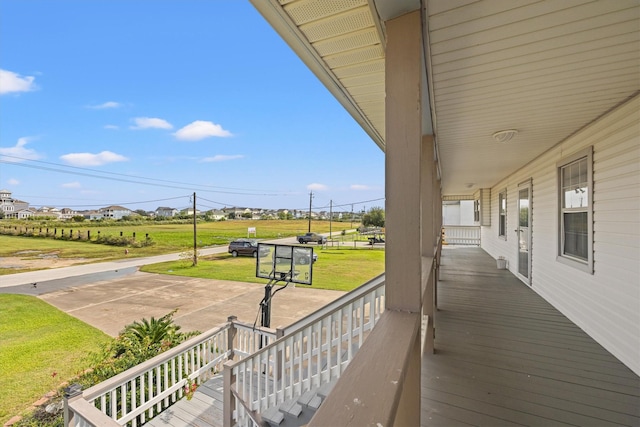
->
[14,310,199,427]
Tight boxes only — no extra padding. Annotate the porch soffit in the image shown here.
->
[250,0,640,198]
[250,0,387,150]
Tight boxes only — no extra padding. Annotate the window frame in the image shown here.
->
[498,189,507,239]
[556,146,593,274]
[473,199,480,223]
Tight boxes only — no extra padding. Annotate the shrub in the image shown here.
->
[14,310,199,427]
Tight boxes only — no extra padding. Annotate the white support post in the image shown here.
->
[385,9,423,426]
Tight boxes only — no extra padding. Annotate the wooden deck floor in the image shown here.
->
[422,247,640,426]
[145,376,223,427]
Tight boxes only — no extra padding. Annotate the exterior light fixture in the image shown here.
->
[492,129,518,143]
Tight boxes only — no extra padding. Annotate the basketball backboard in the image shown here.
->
[256,243,313,285]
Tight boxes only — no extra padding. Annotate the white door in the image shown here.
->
[517,180,532,285]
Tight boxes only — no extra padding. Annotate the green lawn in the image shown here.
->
[141,247,385,292]
[0,295,110,424]
[0,220,360,275]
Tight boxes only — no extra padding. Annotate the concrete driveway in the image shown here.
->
[38,270,345,336]
[1,242,345,336]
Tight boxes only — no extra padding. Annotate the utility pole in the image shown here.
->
[329,200,333,239]
[351,204,354,228]
[192,192,197,266]
[307,191,313,232]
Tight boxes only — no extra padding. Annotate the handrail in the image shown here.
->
[227,276,386,426]
[68,321,234,426]
[66,275,388,427]
[66,397,121,427]
[282,273,385,334]
[233,321,277,358]
[442,225,480,245]
[230,385,267,427]
[307,310,421,426]
[82,322,230,401]
[309,256,435,426]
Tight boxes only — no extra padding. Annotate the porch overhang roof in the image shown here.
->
[250,0,640,197]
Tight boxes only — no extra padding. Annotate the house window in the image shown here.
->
[557,147,593,273]
[473,200,480,222]
[498,190,507,238]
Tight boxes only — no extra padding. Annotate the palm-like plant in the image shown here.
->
[123,309,182,347]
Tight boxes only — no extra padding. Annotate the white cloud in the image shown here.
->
[60,151,129,166]
[88,101,121,109]
[0,137,43,161]
[174,120,232,141]
[130,117,173,130]
[104,125,119,130]
[0,69,37,95]
[7,178,20,185]
[350,184,371,190]
[201,154,244,162]
[62,181,81,188]
[307,183,328,191]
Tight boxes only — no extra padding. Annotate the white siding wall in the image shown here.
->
[481,95,640,375]
[443,202,461,225]
[460,200,475,225]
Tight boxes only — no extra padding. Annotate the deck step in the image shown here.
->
[297,390,322,409]
[279,398,302,418]
[262,405,285,426]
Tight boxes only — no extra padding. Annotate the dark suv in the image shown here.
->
[228,239,261,257]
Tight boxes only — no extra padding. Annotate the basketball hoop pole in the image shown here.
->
[261,283,273,329]
[259,272,293,349]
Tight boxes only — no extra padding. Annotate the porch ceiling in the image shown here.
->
[250,0,640,197]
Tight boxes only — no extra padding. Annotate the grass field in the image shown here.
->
[0,295,110,425]
[141,246,385,292]
[0,220,359,275]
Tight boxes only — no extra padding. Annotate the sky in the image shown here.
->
[0,0,385,214]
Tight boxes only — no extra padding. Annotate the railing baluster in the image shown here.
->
[347,303,353,369]
[119,383,125,422]
[358,298,365,347]
[139,374,146,424]
[130,376,137,427]
[109,388,116,420]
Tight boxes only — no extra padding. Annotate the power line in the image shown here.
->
[308,197,385,211]
[1,155,290,196]
[9,195,190,209]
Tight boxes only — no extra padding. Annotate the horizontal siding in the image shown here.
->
[481,94,640,375]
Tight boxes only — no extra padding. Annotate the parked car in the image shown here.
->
[297,232,327,244]
[294,247,318,264]
[273,246,318,265]
[228,239,267,257]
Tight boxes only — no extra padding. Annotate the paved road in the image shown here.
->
[0,246,229,291]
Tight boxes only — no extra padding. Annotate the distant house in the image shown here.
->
[180,208,202,216]
[100,205,131,220]
[221,207,250,218]
[0,189,30,217]
[13,209,33,219]
[206,209,227,220]
[60,208,78,220]
[81,210,103,221]
[155,207,179,217]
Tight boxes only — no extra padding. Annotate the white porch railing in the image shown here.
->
[65,318,275,427]
[64,275,385,427]
[308,250,438,426]
[224,274,386,427]
[442,225,480,245]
